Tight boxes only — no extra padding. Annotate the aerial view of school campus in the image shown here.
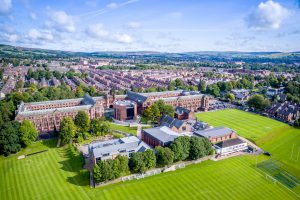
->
[0,0,300,199]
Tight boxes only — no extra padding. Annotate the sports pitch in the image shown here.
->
[1,109,300,200]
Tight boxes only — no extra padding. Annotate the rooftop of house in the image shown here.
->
[214,138,246,148]
[160,115,184,129]
[142,126,180,144]
[175,106,191,115]
[113,100,136,107]
[194,127,235,138]
[89,136,150,159]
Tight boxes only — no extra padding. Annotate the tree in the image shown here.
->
[174,136,190,160]
[0,121,21,156]
[189,136,206,160]
[75,86,84,98]
[198,80,206,92]
[74,111,90,132]
[227,93,235,102]
[19,119,38,146]
[170,140,184,162]
[93,163,102,183]
[129,152,147,173]
[60,117,76,144]
[90,118,110,136]
[143,149,156,169]
[15,80,24,90]
[154,100,175,117]
[116,155,129,176]
[202,137,214,155]
[247,94,270,110]
[155,146,174,167]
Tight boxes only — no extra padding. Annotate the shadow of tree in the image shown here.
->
[58,145,89,186]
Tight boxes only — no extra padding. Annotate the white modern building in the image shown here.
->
[88,136,150,164]
[214,138,248,156]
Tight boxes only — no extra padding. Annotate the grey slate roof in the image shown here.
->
[215,138,246,148]
[160,115,184,129]
[175,106,191,115]
[89,136,150,159]
[142,126,180,144]
[126,91,148,104]
[81,93,96,105]
[194,127,234,138]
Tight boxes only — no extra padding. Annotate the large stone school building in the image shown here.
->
[15,90,211,133]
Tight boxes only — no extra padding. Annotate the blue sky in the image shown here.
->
[0,0,299,52]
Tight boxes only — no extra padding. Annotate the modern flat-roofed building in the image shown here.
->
[193,127,237,143]
[88,136,150,164]
[214,138,248,156]
[141,126,180,147]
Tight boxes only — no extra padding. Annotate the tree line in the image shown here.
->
[93,136,213,183]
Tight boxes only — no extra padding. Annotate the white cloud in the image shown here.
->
[86,23,109,38]
[47,10,75,32]
[0,33,18,42]
[127,21,141,29]
[114,33,133,43]
[0,0,12,14]
[28,29,54,41]
[246,0,289,30]
[86,23,133,44]
[29,12,36,20]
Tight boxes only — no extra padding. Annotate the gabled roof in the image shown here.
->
[89,136,150,158]
[175,106,191,115]
[194,127,234,138]
[127,91,148,104]
[215,138,246,148]
[143,126,180,144]
[81,93,96,105]
[160,115,184,129]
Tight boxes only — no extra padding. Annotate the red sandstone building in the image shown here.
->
[113,100,137,121]
[193,127,237,143]
[15,90,211,133]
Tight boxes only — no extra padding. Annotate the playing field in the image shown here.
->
[1,109,300,200]
[196,109,300,178]
[1,140,299,200]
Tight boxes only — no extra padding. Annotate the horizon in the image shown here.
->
[0,0,300,52]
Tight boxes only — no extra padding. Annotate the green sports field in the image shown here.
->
[196,109,300,178]
[0,141,298,200]
[1,109,300,200]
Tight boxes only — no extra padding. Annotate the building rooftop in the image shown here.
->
[194,127,234,138]
[215,138,246,148]
[160,115,184,129]
[114,100,136,107]
[89,136,150,159]
[143,126,180,143]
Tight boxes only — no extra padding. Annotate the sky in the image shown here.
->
[0,0,300,52]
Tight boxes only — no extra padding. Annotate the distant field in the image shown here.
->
[1,140,298,200]
[196,109,300,178]
[1,110,300,200]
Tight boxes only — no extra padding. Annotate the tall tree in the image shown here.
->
[174,136,190,160]
[155,146,174,167]
[19,119,38,146]
[189,136,206,160]
[74,111,90,132]
[143,149,156,169]
[60,117,76,144]
[0,121,21,156]
[170,140,184,162]
[129,152,147,173]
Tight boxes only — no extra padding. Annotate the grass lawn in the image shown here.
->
[1,140,298,200]
[1,109,299,199]
[196,109,300,178]
[109,123,151,135]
